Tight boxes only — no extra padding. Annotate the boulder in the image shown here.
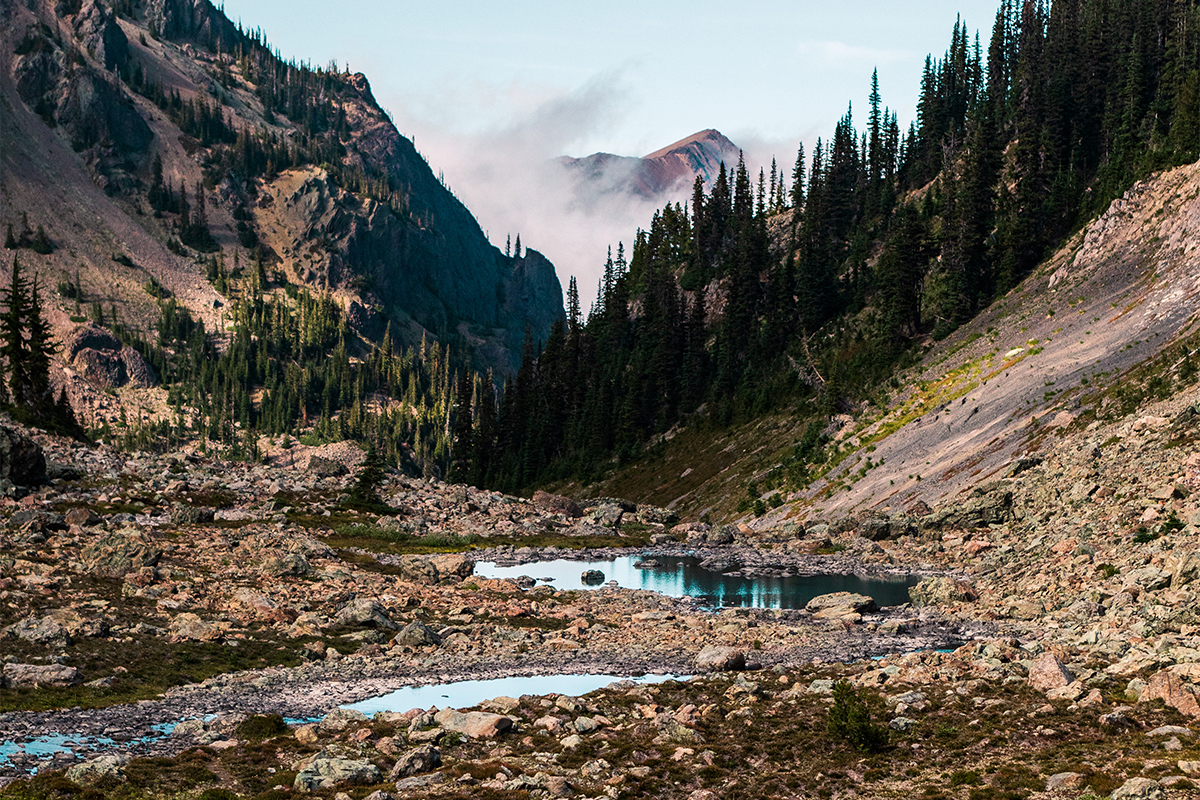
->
[2,663,80,687]
[1139,670,1200,718]
[80,528,162,578]
[0,420,46,486]
[293,757,381,792]
[908,576,977,607]
[432,709,512,739]
[337,599,398,630]
[1028,652,1073,692]
[581,569,606,585]
[389,744,440,779]
[532,490,583,518]
[694,645,746,672]
[1109,777,1164,800]
[65,754,128,785]
[393,620,441,647]
[805,592,877,614]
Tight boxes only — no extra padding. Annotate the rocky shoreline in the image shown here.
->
[0,538,975,779]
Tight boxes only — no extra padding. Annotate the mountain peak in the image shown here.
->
[559,129,741,202]
[642,129,738,161]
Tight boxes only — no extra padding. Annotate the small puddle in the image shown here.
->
[345,673,687,716]
[0,722,178,772]
[475,555,918,609]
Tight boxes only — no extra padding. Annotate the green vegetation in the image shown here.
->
[460,0,1200,499]
[826,679,889,753]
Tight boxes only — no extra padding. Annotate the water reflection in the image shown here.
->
[475,555,916,609]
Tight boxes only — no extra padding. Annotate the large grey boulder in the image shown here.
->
[293,757,381,792]
[922,482,1014,530]
[393,620,441,647]
[337,599,398,630]
[3,663,80,687]
[389,744,440,779]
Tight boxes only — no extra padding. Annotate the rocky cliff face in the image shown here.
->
[1,0,562,377]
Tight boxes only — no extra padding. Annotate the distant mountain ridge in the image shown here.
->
[557,129,741,201]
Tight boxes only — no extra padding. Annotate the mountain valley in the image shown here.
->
[4,0,1200,799]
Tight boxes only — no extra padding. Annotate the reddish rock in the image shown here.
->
[1140,670,1200,718]
[1028,652,1072,692]
[532,490,583,518]
[433,709,512,739]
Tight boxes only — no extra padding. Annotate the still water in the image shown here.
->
[475,555,917,610]
[345,673,685,715]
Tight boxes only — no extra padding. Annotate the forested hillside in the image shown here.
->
[461,0,1200,498]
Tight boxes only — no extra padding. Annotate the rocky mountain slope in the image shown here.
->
[3,359,1200,797]
[564,157,1200,530]
[0,0,562,377]
[557,129,741,203]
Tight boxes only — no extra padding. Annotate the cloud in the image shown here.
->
[386,70,679,313]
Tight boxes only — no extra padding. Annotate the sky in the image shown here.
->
[220,0,1005,306]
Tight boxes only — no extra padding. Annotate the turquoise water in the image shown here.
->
[476,555,917,609]
[344,673,686,715]
[0,722,177,772]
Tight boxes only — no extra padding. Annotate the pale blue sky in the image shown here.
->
[219,0,1005,303]
[221,0,1002,156]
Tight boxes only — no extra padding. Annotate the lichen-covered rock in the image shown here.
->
[389,744,440,779]
[3,663,80,687]
[293,757,381,792]
[337,599,397,630]
[79,529,161,577]
[393,620,441,647]
[65,754,128,785]
[908,576,977,607]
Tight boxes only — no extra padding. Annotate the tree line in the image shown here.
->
[450,0,1200,497]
